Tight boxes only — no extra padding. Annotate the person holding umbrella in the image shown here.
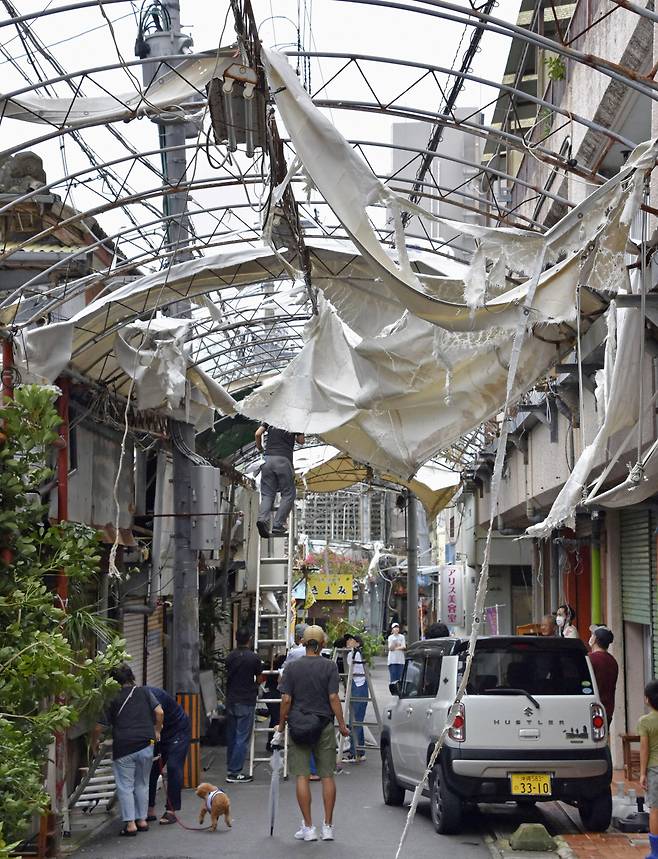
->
[276,625,349,842]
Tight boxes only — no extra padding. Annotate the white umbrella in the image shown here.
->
[268,732,284,836]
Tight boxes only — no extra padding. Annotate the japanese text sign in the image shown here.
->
[306,573,353,601]
[440,563,464,627]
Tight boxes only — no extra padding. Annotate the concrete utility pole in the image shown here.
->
[406,492,419,645]
[139,0,199,785]
[171,421,200,786]
[140,0,192,264]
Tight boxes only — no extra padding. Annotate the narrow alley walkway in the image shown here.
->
[71,661,488,859]
[68,661,649,859]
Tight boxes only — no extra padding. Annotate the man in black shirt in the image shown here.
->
[225,627,264,783]
[255,423,304,538]
[146,686,191,824]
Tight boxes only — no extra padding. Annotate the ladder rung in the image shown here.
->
[75,790,116,805]
[261,557,288,564]
[75,800,112,808]
[253,756,275,762]
[260,613,286,619]
[258,638,287,645]
[259,583,288,590]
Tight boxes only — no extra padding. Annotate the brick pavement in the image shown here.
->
[564,832,649,858]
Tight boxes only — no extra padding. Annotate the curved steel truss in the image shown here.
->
[0,0,655,468]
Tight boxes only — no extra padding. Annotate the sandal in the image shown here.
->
[159,812,177,825]
[146,815,157,822]
[136,824,149,832]
[119,827,137,837]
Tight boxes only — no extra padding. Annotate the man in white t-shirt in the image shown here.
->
[387,623,406,684]
[281,624,308,674]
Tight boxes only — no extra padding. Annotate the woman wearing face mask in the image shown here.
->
[556,604,578,639]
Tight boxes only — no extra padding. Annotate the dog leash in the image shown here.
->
[156,753,212,831]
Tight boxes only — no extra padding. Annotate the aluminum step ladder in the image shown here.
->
[248,511,295,777]
[67,743,116,820]
[334,648,383,762]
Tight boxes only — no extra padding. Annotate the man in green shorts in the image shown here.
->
[277,625,349,842]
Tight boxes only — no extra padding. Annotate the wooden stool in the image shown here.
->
[620,733,641,781]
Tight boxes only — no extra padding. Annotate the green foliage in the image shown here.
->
[0,385,126,843]
[304,549,368,580]
[538,106,553,137]
[0,821,21,859]
[545,53,566,81]
[199,596,230,685]
[323,618,383,666]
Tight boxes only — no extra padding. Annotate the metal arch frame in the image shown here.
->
[0,43,638,206]
[0,133,546,234]
[0,133,572,282]
[0,0,130,29]
[0,24,649,316]
[286,51,637,153]
[2,150,552,316]
[0,0,655,414]
[334,0,658,100]
[310,100,611,190]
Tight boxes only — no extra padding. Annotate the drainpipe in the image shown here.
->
[55,378,70,606]
[406,492,419,645]
[591,512,602,626]
[550,534,560,612]
[1,336,14,568]
[54,377,70,838]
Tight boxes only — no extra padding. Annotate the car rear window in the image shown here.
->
[461,642,593,696]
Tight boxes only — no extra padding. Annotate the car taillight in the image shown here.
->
[590,703,607,741]
[449,703,466,742]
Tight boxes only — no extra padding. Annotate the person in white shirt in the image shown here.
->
[387,622,406,684]
[281,624,308,674]
[345,635,368,762]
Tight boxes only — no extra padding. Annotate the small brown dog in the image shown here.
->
[195,782,232,832]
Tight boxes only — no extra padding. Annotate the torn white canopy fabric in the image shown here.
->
[114,317,190,413]
[294,444,460,517]
[586,438,658,508]
[0,51,227,129]
[262,49,658,318]
[526,299,642,537]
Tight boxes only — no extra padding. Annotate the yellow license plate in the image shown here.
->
[510,773,552,796]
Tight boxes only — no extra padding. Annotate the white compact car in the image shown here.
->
[381,636,612,834]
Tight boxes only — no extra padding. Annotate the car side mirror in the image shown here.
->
[389,680,401,696]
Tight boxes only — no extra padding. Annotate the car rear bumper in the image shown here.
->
[452,758,608,779]
[443,747,612,803]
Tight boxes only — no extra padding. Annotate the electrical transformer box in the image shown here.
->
[190,465,221,551]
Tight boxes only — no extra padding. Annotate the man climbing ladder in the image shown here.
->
[255,423,304,539]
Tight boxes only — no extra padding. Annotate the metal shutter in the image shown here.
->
[620,509,652,624]
[121,601,145,684]
[145,604,164,687]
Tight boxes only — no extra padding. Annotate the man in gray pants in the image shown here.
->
[255,423,304,538]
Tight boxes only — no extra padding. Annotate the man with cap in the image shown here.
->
[387,622,406,683]
[589,625,619,726]
[276,625,349,842]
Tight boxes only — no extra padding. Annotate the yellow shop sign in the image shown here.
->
[307,573,353,601]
